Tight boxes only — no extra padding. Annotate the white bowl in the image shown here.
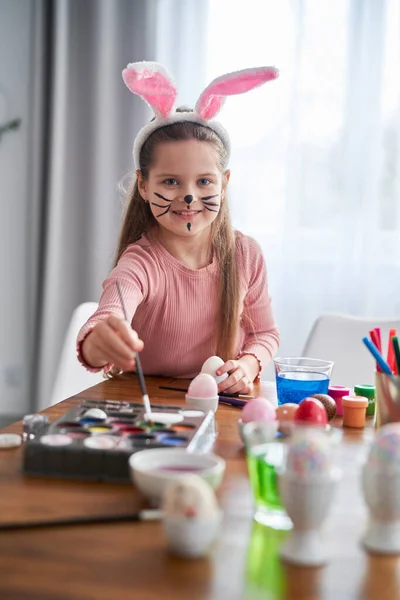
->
[186,394,219,413]
[129,448,226,506]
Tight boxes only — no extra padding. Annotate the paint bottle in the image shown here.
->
[342,396,368,428]
[354,384,375,417]
[327,386,351,417]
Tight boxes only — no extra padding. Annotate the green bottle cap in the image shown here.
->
[354,384,375,400]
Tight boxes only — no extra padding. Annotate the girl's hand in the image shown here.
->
[81,315,144,371]
[216,355,259,395]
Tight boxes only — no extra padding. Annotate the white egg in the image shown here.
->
[201,356,228,384]
[162,475,222,558]
[163,474,218,520]
[82,408,107,420]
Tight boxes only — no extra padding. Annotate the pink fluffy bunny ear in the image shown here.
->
[195,66,279,120]
[122,61,177,119]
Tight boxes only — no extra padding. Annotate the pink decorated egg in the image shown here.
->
[187,373,218,399]
[242,397,276,424]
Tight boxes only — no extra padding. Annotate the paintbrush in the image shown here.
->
[0,509,163,531]
[159,385,254,399]
[116,280,151,417]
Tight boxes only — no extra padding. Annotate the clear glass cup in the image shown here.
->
[375,372,400,428]
[242,421,292,530]
[274,357,334,405]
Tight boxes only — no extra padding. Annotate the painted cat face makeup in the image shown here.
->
[138,140,228,237]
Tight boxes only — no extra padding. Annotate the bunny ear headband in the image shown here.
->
[122,61,279,169]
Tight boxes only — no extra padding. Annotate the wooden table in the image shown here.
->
[0,376,398,600]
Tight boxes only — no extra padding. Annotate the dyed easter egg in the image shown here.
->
[311,394,337,421]
[368,423,400,469]
[241,397,276,424]
[276,403,299,422]
[163,474,218,519]
[286,431,331,477]
[187,373,218,399]
[276,403,299,435]
[294,398,328,427]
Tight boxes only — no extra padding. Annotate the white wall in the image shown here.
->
[0,0,34,415]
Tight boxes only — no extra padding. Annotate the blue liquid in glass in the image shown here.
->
[276,371,329,405]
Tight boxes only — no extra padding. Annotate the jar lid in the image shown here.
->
[328,386,351,399]
[342,395,368,408]
[354,384,375,399]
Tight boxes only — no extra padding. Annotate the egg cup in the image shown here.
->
[279,469,341,566]
[186,394,219,413]
[362,464,400,554]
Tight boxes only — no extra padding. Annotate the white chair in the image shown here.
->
[302,313,400,388]
[50,302,104,405]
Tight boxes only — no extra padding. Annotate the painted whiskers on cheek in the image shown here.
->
[152,192,172,217]
[202,194,220,213]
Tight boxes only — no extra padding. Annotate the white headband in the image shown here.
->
[122,61,279,169]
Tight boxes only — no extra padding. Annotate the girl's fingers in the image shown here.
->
[96,323,137,367]
[107,316,144,352]
[216,360,239,377]
[91,338,135,371]
[218,367,242,393]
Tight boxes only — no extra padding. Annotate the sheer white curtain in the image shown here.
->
[205,0,400,377]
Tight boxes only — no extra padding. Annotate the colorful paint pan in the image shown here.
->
[79,418,104,426]
[119,426,144,434]
[128,434,156,442]
[87,425,113,434]
[152,428,174,434]
[159,436,188,446]
[171,424,196,432]
[84,436,117,450]
[40,434,73,447]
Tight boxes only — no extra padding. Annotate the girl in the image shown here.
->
[77,62,280,395]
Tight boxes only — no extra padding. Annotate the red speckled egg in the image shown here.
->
[294,397,328,427]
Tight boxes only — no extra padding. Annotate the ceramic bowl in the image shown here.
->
[129,448,226,506]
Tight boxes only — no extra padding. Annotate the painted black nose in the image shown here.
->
[184,195,193,205]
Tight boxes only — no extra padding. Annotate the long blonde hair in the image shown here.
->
[115,112,241,361]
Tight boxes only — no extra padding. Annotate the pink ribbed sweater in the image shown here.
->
[77,232,279,378]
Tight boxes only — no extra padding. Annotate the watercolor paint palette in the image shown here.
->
[22,399,216,483]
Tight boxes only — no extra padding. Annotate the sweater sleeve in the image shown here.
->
[76,245,149,372]
[238,236,280,375]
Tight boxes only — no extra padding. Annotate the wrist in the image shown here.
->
[238,354,260,382]
[81,333,108,369]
